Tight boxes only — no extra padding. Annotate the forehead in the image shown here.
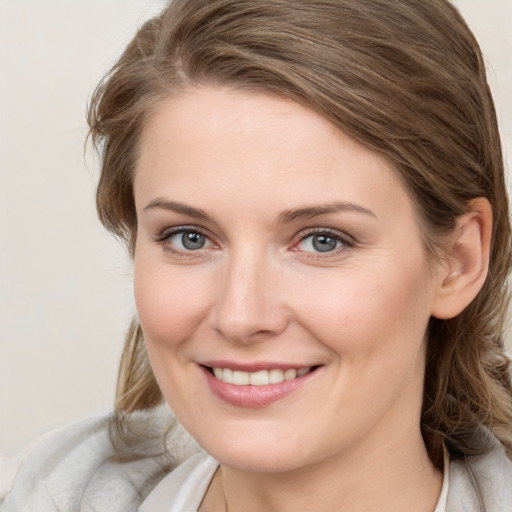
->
[134,86,413,223]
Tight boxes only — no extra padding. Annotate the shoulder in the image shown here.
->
[447,437,512,511]
[0,407,200,512]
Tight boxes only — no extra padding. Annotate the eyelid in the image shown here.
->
[291,227,355,255]
[153,225,355,258]
[154,225,217,255]
[155,225,210,241]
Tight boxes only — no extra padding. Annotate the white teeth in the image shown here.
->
[269,369,285,384]
[249,370,270,386]
[233,371,250,385]
[223,368,234,384]
[212,367,312,385]
[284,369,297,380]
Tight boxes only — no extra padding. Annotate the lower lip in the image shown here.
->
[201,366,318,408]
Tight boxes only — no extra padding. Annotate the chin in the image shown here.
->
[189,422,320,473]
[212,445,310,474]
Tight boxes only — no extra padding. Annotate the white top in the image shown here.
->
[3,409,512,512]
[138,451,218,511]
[137,450,451,512]
[434,450,450,512]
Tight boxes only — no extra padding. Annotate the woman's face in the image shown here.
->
[133,87,443,472]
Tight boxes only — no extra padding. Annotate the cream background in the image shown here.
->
[0,0,511,455]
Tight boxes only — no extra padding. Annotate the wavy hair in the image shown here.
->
[88,0,512,467]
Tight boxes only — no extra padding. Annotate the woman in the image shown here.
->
[2,0,512,510]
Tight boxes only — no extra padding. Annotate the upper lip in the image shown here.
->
[199,360,320,372]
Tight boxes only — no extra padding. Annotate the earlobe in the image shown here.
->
[431,197,492,320]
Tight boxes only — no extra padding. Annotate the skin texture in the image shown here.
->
[132,87,490,511]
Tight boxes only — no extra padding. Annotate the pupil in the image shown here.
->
[312,235,337,252]
[182,232,205,250]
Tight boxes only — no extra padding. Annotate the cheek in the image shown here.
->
[132,254,213,416]
[133,254,212,347]
[289,262,433,434]
[291,259,433,363]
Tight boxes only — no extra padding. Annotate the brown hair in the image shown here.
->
[88,0,512,467]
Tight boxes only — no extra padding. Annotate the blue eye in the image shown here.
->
[174,231,207,250]
[159,228,214,253]
[297,232,345,253]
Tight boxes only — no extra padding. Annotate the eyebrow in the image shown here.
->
[142,199,376,224]
[142,199,213,222]
[277,202,377,224]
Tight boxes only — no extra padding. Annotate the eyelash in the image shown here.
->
[154,226,355,258]
[292,228,355,258]
[155,226,215,257]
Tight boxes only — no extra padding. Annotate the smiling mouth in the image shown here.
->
[206,366,318,386]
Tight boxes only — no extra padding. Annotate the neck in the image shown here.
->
[205,425,442,512]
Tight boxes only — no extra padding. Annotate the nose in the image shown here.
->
[210,249,289,344]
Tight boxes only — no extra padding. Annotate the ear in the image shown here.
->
[431,197,492,320]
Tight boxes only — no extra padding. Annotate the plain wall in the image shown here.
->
[1,0,511,455]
